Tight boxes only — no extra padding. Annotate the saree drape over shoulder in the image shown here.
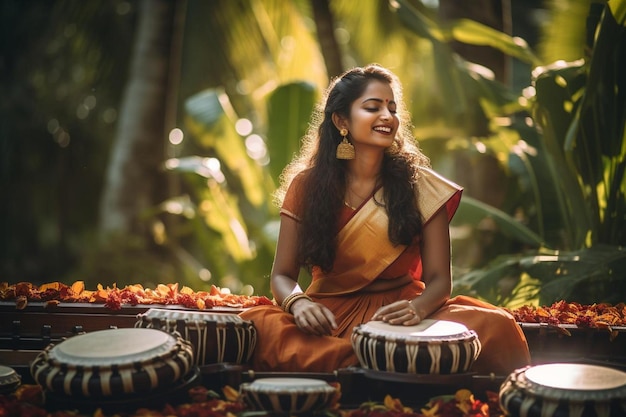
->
[240,167,530,375]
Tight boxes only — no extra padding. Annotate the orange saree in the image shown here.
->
[239,167,530,375]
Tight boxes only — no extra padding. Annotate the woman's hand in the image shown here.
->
[290,298,338,336]
[371,299,421,326]
[370,209,454,327]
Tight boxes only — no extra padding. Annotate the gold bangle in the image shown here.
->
[280,292,301,311]
[281,292,313,313]
[284,293,312,313]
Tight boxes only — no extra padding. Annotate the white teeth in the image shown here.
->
[374,126,391,133]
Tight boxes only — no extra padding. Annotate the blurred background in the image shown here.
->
[1,0,624,307]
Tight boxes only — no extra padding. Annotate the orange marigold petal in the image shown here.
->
[383,395,403,412]
[70,281,85,295]
[223,385,240,402]
[455,388,474,402]
[181,286,194,295]
[15,295,28,310]
[210,285,221,296]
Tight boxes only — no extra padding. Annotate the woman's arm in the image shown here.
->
[271,215,338,335]
[270,215,303,304]
[371,207,452,324]
[409,207,452,318]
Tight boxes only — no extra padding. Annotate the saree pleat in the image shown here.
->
[241,282,530,374]
[429,295,531,375]
[239,305,357,372]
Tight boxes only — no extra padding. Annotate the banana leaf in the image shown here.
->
[454,195,545,247]
[184,88,269,208]
[440,18,540,65]
[564,3,626,245]
[453,254,542,308]
[520,245,626,304]
[266,81,317,183]
[531,61,592,248]
[455,245,626,306]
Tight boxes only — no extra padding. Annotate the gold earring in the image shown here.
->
[336,128,355,160]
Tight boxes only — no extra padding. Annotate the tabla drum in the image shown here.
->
[499,363,626,417]
[240,378,337,414]
[351,319,481,374]
[30,327,194,398]
[135,308,257,366]
[0,365,21,394]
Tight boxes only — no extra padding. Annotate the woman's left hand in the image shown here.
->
[371,299,421,325]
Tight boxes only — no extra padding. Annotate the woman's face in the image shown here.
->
[345,80,399,150]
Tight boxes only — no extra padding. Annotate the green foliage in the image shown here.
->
[394,0,626,305]
[152,82,316,297]
[151,90,271,294]
[266,82,317,183]
[69,233,182,290]
[5,0,623,306]
[392,0,538,130]
[0,0,134,284]
[455,196,544,247]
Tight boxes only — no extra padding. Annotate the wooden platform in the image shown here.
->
[520,322,626,370]
[2,301,626,407]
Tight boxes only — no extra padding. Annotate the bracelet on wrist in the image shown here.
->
[281,292,313,313]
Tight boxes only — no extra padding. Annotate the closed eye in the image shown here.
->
[365,107,397,114]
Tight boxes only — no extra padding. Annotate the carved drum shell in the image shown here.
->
[135,309,257,366]
[240,378,337,414]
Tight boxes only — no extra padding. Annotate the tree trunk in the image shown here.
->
[438,0,511,84]
[98,0,175,239]
[311,0,344,78]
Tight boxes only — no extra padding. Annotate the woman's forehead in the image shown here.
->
[357,80,395,103]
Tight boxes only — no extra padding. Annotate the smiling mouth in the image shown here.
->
[373,126,392,134]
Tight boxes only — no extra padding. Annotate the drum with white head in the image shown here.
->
[240,378,338,413]
[135,308,257,366]
[499,363,626,417]
[30,327,194,398]
[351,319,481,374]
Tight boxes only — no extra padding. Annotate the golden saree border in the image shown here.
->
[415,166,463,223]
[306,166,463,297]
[307,187,406,296]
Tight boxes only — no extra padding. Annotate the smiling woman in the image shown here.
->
[334,80,399,153]
[239,64,531,376]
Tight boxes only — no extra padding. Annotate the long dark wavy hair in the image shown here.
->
[275,64,431,272]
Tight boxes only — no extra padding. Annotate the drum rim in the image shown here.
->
[47,328,181,367]
[354,319,477,342]
[503,364,626,401]
[139,308,252,325]
[241,377,336,394]
[0,365,21,387]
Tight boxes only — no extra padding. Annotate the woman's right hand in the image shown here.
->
[290,298,338,336]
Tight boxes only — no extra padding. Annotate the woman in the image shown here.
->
[240,64,530,375]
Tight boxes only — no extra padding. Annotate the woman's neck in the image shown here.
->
[345,156,383,208]
[346,152,383,182]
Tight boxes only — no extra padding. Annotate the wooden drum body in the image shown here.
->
[499,363,626,417]
[351,319,481,374]
[240,378,337,414]
[30,327,194,398]
[135,308,257,366]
